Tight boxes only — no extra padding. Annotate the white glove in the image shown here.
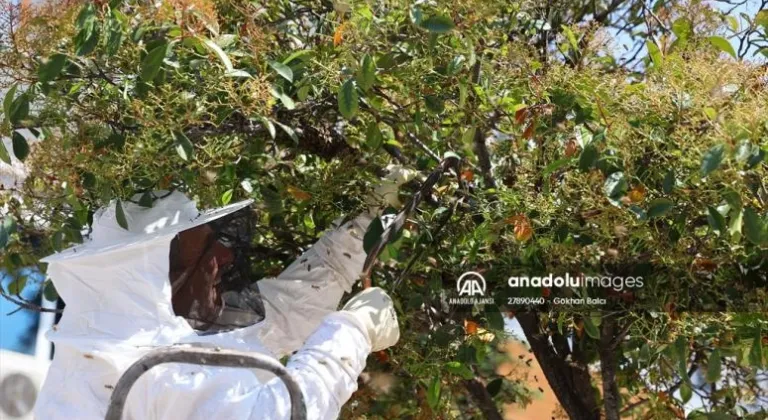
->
[366,164,419,213]
[340,287,400,352]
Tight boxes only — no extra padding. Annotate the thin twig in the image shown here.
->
[0,286,62,313]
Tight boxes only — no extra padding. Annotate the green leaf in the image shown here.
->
[705,349,721,383]
[221,189,233,205]
[426,376,441,409]
[11,131,29,161]
[115,199,129,230]
[296,84,310,101]
[461,126,476,147]
[748,330,764,368]
[172,130,194,161]
[578,144,598,171]
[8,276,27,295]
[43,280,58,301]
[542,158,573,177]
[3,83,18,117]
[199,37,234,71]
[743,207,767,245]
[729,209,743,240]
[584,317,600,339]
[38,54,68,83]
[444,151,461,161]
[628,205,647,221]
[486,306,504,331]
[260,116,276,139]
[9,93,29,125]
[561,25,579,51]
[705,413,736,420]
[746,148,765,169]
[734,140,756,163]
[268,60,293,82]
[261,185,283,216]
[224,69,252,78]
[140,43,168,82]
[214,34,238,48]
[726,15,740,32]
[672,18,693,42]
[104,12,125,56]
[647,198,674,218]
[603,171,628,199]
[701,144,725,177]
[271,86,295,110]
[74,23,100,56]
[366,122,383,149]
[424,95,445,114]
[680,382,692,403]
[0,232,7,251]
[337,79,358,120]
[275,121,299,145]
[639,343,650,363]
[663,169,675,193]
[708,36,737,59]
[1,216,14,236]
[445,361,474,380]
[409,6,423,25]
[646,41,663,68]
[421,15,455,33]
[357,54,376,91]
[756,10,768,29]
[707,206,726,235]
[282,49,312,64]
[486,378,503,397]
[0,140,11,164]
[445,55,465,75]
[363,216,384,255]
[138,192,154,208]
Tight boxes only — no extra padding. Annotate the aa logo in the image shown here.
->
[457,271,486,296]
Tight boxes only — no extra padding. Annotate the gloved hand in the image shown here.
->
[339,287,400,352]
[366,164,419,214]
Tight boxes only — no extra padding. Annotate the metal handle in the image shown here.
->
[361,156,461,288]
[105,345,306,420]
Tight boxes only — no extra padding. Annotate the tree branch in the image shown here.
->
[461,378,504,420]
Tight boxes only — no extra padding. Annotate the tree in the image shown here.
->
[1,0,767,418]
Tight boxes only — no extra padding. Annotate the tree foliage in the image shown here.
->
[1,0,767,418]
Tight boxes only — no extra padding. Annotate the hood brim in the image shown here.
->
[41,199,254,263]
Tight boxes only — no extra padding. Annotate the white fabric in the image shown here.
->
[34,201,378,420]
[367,164,419,211]
[40,191,253,262]
[339,287,399,352]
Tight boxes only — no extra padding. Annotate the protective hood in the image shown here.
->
[37,193,273,418]
[43,191,257,352]
[45,235,192,353]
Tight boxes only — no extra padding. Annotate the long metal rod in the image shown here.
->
[361,156,460,288]
[105,345,306,420]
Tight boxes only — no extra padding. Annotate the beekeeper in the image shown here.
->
[34,166,416,420]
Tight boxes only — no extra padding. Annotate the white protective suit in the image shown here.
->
[33,191,380,420]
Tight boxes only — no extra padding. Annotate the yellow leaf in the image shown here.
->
[464,319,478,335]
[507,214,533,242]
[627,185,646,203]
[333,23,345,47]
[287,185,311,201]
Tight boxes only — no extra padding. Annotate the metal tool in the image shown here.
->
[361,155,461,289]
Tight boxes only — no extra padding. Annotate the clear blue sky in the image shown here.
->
[0,272,42,355]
